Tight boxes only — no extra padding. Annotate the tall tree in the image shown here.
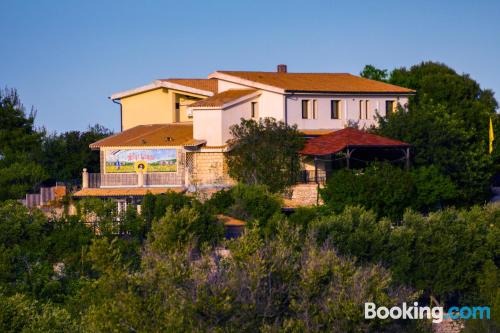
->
[40,124,112,183]
[360,64,388,82]
[226,118,304,193]
[0,89,47,200]
[375,61,499,203]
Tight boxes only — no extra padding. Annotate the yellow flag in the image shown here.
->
[489,117,495,154]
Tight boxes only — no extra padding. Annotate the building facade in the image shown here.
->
[74,65,414,199]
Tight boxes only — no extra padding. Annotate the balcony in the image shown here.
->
[85,171,184,188]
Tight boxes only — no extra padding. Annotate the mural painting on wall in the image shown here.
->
[105,149,177,173]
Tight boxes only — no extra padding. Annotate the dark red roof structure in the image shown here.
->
[301,127,410,156]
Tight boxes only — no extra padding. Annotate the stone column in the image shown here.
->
[138,170,144,187]
[82,168,89,189]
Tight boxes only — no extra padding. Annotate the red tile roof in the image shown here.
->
[301,127,410,155]
[189,89,257,108]
[90,123,193,148]
[217,71,415,94]
[217,214,246,227]
[161,78,218,94]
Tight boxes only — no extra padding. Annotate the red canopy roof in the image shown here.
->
[301,127,410,156]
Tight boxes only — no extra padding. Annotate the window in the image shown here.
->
[358,100,369,119]
[331,100,340,119]
[312,100,318,119]
[385,100,395,114]
[302,100,310,119]
[175,102,180,110]
[251,102,258,118]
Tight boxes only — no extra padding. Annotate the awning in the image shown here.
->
[301,127,410,156]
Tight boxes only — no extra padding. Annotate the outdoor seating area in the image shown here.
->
[299,127,411,184]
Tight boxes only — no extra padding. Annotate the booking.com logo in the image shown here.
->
[365,302,491,323]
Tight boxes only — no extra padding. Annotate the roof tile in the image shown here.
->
[301,127,410,155]
[217,71,415,94]
[90,123,193,148]
[189,89,257,108]
[162,78,218,94]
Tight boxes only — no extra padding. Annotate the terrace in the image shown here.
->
[299,128,411,184]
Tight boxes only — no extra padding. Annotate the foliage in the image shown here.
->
[142,191,193,224]
[149,205,224,253]
[0,88,111,200]
[205,188,234,213]
[375,61,499,204]
[320,162,457,219]
[0,201,96,305]
[410,165,458,211]
[0,89,47,200]
[360,64,388,82]
[227,118,305,193]
[77,223,422,332]
[226,184,282,222]
[0,292,76,333]
[39,124,112,183]
[311,204,500,306]
[0,198,498,330]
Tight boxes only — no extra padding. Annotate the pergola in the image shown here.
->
[300,127,411,183]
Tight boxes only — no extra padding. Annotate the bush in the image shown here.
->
[320,163,415,219]
[227,184,282,225]
[410,165,458,211]
[205,188,234,213]
[311,204,500,305]
[141,191,193,235]
[149,205,224,253]
[320,162,457,219]
[129,222,422,332]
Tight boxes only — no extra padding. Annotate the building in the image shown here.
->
[74,65,414,202]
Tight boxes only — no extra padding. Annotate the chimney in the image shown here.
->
[277,64,287,73]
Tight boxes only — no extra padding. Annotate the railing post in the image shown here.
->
[138,170,144,187]
[82,168,89,189]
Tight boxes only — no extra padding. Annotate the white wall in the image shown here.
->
[221,99,255,144]
[193,110,223,146]
[217,79,285,121]
[193,98,258,146]
[286,95,409,130]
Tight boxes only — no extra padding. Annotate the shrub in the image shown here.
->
[149,205,224,253]
[320,163,415,219]
[205,188,234,214]
[311,204,500,305]
[320,162,458,219]
[227,184,282,225]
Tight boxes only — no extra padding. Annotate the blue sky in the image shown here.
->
[1,0,499,133]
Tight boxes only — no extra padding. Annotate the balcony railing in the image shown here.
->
[87,172,184,188]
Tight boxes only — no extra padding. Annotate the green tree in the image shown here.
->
[0,292,76,333]
[320,162,456,219]
[376,61,499,204]
[39,124,112,183]
[227,118,305,193]
[311,204,500,306]
[0,89,47,200]
[149,205,224,253]
[360,64,388,82]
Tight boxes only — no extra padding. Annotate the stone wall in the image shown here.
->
[189,152,234,187]
[286,184,321,207]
